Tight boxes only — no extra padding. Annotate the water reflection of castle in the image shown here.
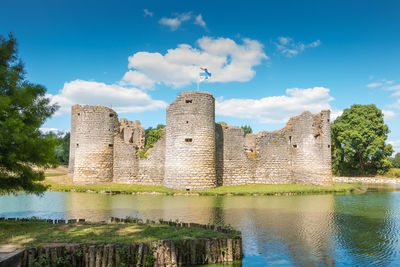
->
[214,195,335,266]
[65,193,336,266]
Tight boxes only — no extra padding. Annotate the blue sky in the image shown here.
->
[1,0,400,153]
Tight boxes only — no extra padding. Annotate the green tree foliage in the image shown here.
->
[331,104,393,176]
[217,121,227,126]
[241,125,253,136]
[55,132,70,165]
[390,153,400,168]
[139,125,164,158]
[144,124,164,143]
[0,34,58,194]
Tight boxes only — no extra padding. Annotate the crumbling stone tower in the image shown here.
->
[289,110,332,185]
[69,105,118,183]
[113,118,145,183]
[164,92,217,190]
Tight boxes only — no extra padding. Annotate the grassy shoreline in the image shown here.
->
[42,167,362,196]
[0,220,237,247]
[336,168,400,179]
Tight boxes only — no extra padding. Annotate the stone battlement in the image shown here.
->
[69,92,332,189]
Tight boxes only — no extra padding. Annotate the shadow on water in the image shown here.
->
[1,188,400,266]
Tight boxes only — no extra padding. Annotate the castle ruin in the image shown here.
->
[68,91,332,189]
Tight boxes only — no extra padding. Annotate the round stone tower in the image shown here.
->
[164,91,216,190]
[71,105,118,183]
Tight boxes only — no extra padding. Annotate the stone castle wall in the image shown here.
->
[113,119,144,183]
[113,120,165,185]
[164,92,216,190]
[214,110,332,186]
[254,131,293,184]
[137,128,165,185]
[71,105,118,183]
[112,133,138,183]
[69,91,332,188]
[289,110,332,185]
[215,125,255,186]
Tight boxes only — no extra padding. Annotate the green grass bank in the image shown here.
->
[0,221,237,247]
[384,168,400,178]
[42,167,362,196]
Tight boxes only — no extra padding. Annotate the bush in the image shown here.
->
[139,125,164,158]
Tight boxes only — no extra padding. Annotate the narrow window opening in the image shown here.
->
[77,113,80,116]
[327,119,330,122]
[186,121,189,124]
[293,144,297,148]
[328,145,331,148]
[109,144,113,147]
[185,138,192,142]
[186,99,192,104]
[76,144,79,147]
[289,136,292,143]
[109,113,114,117]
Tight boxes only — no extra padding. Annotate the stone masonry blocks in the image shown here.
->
[289,110,333,186]
[165,92,217,190]
[68,91,333,188]
[71,105,118,183]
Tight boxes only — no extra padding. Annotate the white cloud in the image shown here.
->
[125,36,268,88]
[39,128,67,136]
[121,70,155,90]
[275,37,321,57]
[277,37,291,45]
[329,109,395,121]
[367,78,400,109]
[392,90,400,97]
[367,79,397,89]
[331,110,343,121]
[143,9,153,18]
[159,12,208,31]
[159,12,192,31]
[48,80,167,115]
[367,82,383,88]
[383,110,397,120]
[308,40,321,48]
[194,14,206,29]
[216,87,334,123]
[385,84,400,105]
[159,17,181,31]
[388,85,400,91]
[388,140,400,155]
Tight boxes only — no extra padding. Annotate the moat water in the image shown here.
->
[1,187,400,266]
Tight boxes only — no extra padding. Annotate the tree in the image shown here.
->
[144,124,164,145]
[390,153,400,168]
[241,125,253,136]
[140,125,164,158]
[55,132,70,165]
[0,34,59,194]
[331,104,393,176]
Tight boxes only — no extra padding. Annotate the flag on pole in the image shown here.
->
[197,67,211,91]
[199,67,212,81]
